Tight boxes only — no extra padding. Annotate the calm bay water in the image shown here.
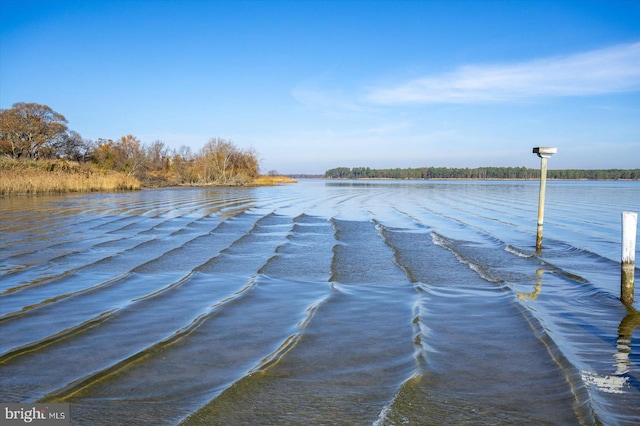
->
[1,180,639,425]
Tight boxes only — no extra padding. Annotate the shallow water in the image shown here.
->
[1,180,639,425]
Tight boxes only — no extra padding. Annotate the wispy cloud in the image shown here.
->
[365,42,640,105]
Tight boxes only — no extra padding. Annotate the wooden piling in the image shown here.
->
[532,147,557,251]
[621,211,637,305]
[536,156,548,251]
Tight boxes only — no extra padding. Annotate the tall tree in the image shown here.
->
[200,138,238,183]
[115,134,144,175]
[145,140,170,172]
[58,130,89,161]
[0,102,69,158]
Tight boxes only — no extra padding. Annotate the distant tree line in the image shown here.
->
[0,102,259,185]
[325,166,640,180]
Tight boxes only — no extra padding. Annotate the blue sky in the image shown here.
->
[1,0,639,174]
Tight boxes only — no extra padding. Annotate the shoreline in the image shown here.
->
[320,177,639,182]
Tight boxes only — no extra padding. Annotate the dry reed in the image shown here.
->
[0,158,141,195]
[250,175,298,186]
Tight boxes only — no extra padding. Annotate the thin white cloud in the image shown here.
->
[365,42,640,105]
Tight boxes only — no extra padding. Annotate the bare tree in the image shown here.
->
[145,140,169,172]
[201,138,237,183]
[171,145,197,183]
[115,135,145,175]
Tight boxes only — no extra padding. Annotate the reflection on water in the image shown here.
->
[1,180,639,425]
[617,306,640,377]
[516,268,545,301]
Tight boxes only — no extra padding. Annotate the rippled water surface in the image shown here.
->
[1,180,639,425]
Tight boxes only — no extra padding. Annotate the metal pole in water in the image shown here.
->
[532,147,557,251]
[621,211,637,305]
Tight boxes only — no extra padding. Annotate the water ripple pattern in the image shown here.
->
[1,181,639,425]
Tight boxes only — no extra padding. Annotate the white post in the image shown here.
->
[621,211,637,305]
[622,212,637,264]
[536,156,548,251]
[532,147,557,251]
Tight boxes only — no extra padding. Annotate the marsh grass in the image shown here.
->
[181,175,298,187]
[250,175,298,186]
[0,157,141,195]
[0,158,295,195]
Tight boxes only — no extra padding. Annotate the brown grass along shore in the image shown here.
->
[0,158,296,195]
[249,175,297,186]
[0,157,141,195]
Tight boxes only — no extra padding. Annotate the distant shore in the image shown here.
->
[323,166,640,181]
[321,176,639,181]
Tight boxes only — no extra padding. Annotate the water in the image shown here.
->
[1,180,639,425]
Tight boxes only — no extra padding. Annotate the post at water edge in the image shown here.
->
[621,211,637,305]
[532,147,557,251]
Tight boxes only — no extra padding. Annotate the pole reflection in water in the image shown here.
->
[617,305,640,379]
[516,268,545,302]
